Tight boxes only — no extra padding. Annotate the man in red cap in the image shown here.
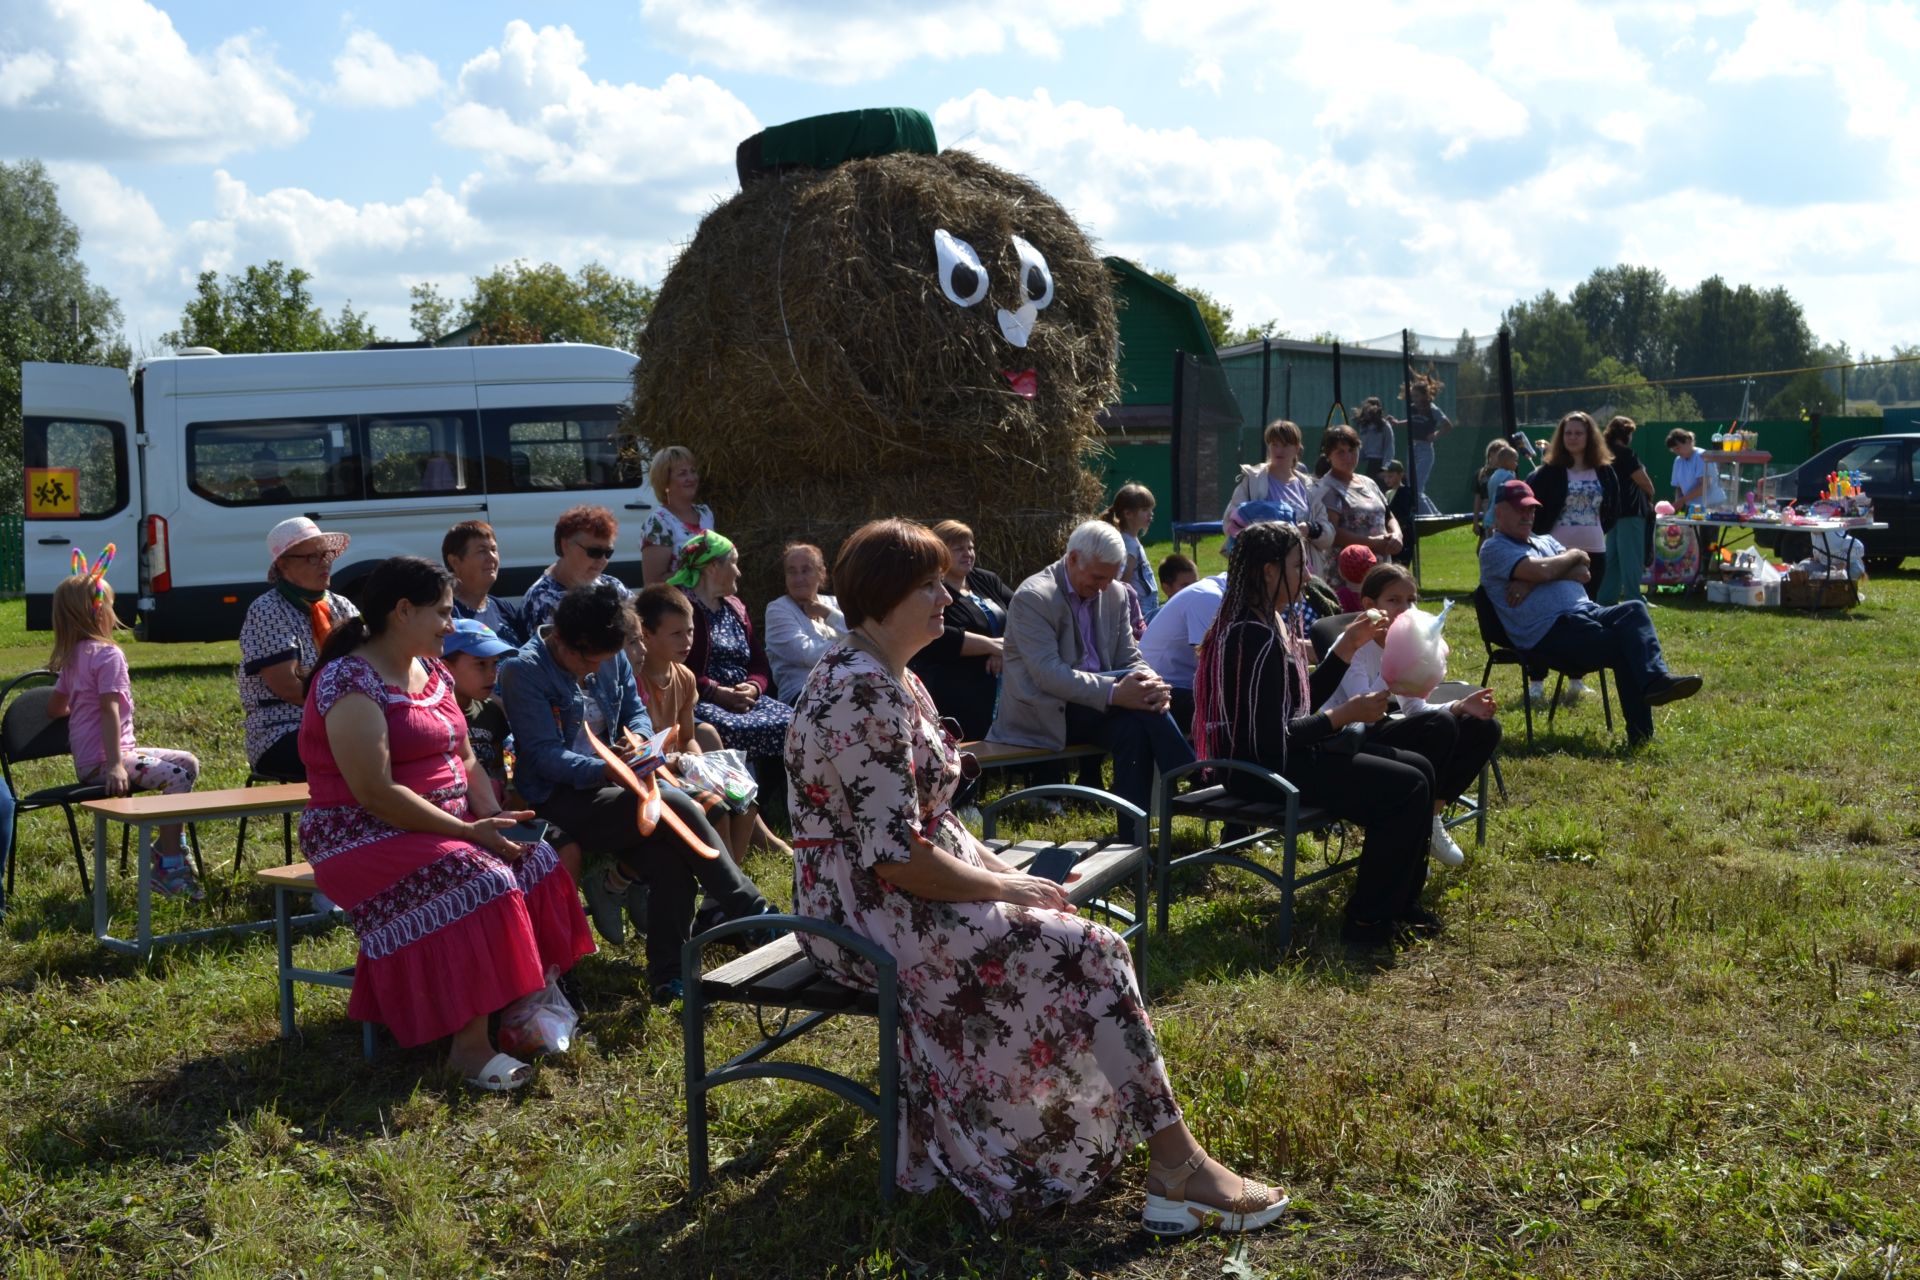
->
[1480,479,1700,744]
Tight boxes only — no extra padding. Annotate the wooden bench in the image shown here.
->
[83,782,310,958]
[256,861,376,1060]
[958,738,1105,776]
[682,784,1151,1201]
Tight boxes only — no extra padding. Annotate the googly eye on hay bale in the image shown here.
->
[624,107,1119,606]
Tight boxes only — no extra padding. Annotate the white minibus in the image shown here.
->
[22,343,644,641]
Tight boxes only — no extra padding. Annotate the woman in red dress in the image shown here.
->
[300,556,594,1090]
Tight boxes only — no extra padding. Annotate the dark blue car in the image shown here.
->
[1761,433,1919,569]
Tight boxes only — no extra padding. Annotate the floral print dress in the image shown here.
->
[694,597,794,758]
[786,641,1180,1220]
[639,503,714,579]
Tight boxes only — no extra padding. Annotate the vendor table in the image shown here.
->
[1654,514,1886,606]
[86,783,324,958]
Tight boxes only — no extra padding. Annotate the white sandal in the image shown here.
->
[1142,1150,1289,1237]
[462,1051,534,1093]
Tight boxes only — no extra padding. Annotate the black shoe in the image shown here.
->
[1396,905,1444,938]
[1642,674,1703,707]
[1340,915,1395,950]
[650,979,684,1007]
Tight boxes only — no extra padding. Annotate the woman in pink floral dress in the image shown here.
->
[784,520,1288,1235]
[301,556,594,1090]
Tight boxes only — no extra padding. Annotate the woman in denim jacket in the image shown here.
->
[500,582,769,1004]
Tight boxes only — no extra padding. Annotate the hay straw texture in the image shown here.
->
[626,148,1117,606]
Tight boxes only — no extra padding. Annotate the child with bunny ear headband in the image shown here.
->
[48,548,206,900]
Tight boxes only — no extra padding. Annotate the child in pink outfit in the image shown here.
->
[48,573,203,899]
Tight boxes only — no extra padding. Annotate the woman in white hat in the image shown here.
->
[236,517,359,780]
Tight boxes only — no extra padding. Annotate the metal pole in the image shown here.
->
[1403,328,1421,582]
[1259,339,1272,459]
[1283,363,1293,422]
[1169,351,1187,529]
[1330,342,1344,421]
[1498,326,1519,470]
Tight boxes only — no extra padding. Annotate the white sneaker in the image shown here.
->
[1430,815,1465,867]
[1562,678,1587,705]
[1526,681,1546,706]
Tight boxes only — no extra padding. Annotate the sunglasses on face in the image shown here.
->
[572,542,616,560]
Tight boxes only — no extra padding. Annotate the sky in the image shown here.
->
[3,0,1916,357]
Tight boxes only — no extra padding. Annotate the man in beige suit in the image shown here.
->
[989,520,1195,816]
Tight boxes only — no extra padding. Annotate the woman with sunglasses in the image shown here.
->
[238,516,362,781]
[520,505,632,634]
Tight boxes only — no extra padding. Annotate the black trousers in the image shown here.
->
[1365,709,1501,806]
[1230,743,1432,925]
[251,731,307,781]
[537,784,768,984]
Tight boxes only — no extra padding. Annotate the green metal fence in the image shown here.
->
[0,515,21,597]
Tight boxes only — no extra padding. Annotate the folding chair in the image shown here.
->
[1469,586,1613,748]
[0,671,109,905]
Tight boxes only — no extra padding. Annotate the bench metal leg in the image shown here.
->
[875,957,899,1202]
[1276,816,1299,953]
[684,971,711,1196]
[276,885,297,1039]
[361,1022,376,1061]
[1476,762,1489,847]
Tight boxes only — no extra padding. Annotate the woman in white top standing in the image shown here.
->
[1306,424,1402,581]
[639,445,715,585]
[1221,419,1315,529]
[764,542,846,704]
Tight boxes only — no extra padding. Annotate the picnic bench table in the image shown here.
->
[682,784,1149,1200]
[85,782,318,958]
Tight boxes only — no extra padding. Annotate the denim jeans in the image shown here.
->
[1527,602,1672,739]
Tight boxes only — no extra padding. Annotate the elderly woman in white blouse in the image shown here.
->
[764,542,847,704]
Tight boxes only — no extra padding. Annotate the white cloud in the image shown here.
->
[183,170,488,275]
[1180,59,1224,95]
[42,161,172,279]
[1490,1,1651,85]
[328,29,442,109]
[436,21,756,185]
[0,0,305,161]
[639,0,1122,83]
[937,88,1295,233]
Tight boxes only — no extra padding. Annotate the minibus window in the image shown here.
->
[366,414,478,497]
[188,419,363,506]
[483,407,640,492]
[25,418,127,518]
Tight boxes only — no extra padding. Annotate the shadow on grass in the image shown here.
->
[13,1022,439,1178]
[589,1095,1175,1280]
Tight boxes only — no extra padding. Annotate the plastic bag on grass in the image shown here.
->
[498,967,577,1057]
[1380,599,1454,699]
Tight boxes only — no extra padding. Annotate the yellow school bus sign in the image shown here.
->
[26,468,80,518]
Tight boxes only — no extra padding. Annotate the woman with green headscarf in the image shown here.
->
[673,531,794,758]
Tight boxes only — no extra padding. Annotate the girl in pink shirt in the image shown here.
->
[48,573,203,899]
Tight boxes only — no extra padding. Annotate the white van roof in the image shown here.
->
[143,342,637,397]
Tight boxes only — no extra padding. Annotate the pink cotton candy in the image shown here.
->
[1380,599,1454,698]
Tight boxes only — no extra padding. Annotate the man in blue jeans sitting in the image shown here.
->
[1480,480,1702,744]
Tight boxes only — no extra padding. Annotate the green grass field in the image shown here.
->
[2,528,1916,1278]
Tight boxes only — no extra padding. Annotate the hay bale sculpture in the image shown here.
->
[625,107,1118,605]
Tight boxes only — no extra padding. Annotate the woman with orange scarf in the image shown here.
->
[238,516,361,781]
